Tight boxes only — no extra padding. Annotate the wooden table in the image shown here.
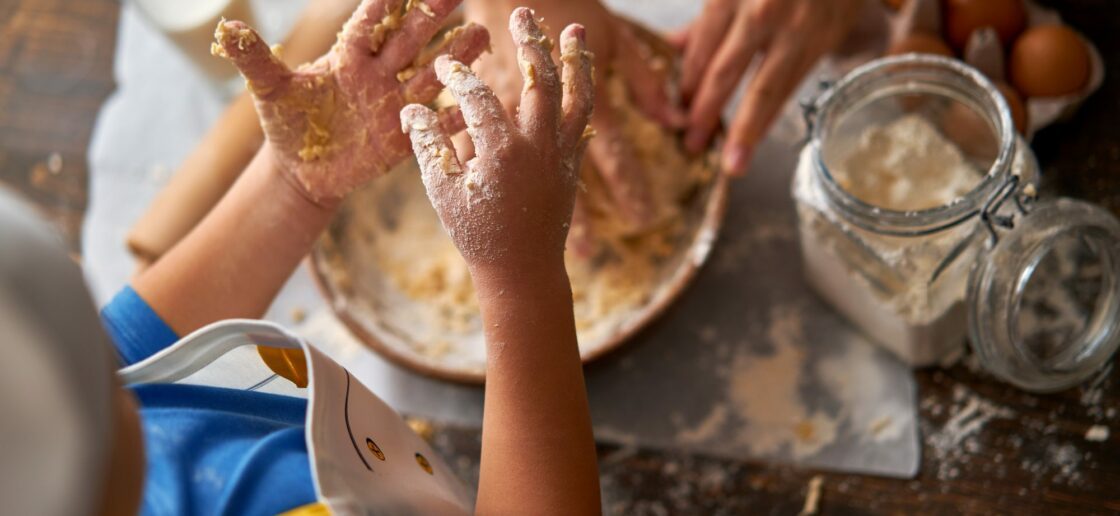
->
[0,0,117,249]
[2,0,1117,513]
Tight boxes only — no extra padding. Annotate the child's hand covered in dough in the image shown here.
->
[400,8,594,275]
[213,0,489,203]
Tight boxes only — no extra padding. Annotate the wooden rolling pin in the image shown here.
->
[126,0,360,267]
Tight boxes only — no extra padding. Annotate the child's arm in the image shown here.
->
[131,146,333,335]
[402,9,599,513]
[131,0,488,336]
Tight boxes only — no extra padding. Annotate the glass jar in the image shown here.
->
[793,55,1120,392]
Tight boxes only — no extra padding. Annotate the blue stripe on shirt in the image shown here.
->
[100,286,180,365]
[99,289,317,515]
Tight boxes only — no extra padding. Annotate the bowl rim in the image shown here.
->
[307,171,730,385]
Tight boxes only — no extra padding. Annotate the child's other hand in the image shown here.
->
[465,0,682,236]
[214,0,489,203]
[401,8,593,275]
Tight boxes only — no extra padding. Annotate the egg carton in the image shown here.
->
[892,0,1104,139]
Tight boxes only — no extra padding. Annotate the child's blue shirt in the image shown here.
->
[101,287,317,516]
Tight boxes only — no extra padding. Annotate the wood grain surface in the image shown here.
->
[1,0,1118,513]
[0,0,117,249]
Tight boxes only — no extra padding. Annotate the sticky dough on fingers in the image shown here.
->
[434,56,513,159]
[559,23,594,154]
[401,104,462,185]
[213,20,292,99]
[336,0,405,56]
[377,0,461,71]
[401,22,490,104]
[509,7,561,138]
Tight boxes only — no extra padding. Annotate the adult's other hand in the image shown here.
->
[679,0,863,176]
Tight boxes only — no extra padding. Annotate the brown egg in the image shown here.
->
[887,32,955,57]
[996,82,1029,134]
[944,0,1027,52]
[1009,24,1092,97]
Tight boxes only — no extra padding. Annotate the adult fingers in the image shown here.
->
[614,20,685,129]
[683,0,796,154]
[665,23,690,52]
[434,56,513,159]
[559,24,594,153]
[378,0,461,71]
[213,20,292,99]
[586,109,655,230]
[682,12,761,154]
[401,22,490,104]
[401,103,463,198]
[723,35,816,176]
[679,0,736,102]
[509,7,562,140]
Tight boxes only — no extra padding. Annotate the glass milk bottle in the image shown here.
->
[794,55,1120,392]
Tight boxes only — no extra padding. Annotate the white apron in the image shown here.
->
[118,319,474,515]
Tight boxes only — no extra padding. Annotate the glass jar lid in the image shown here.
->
[968,198,1120,392]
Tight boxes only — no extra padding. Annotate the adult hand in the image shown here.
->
[463,0,682,233]
[213,0,489,203]
[679,0,863,176]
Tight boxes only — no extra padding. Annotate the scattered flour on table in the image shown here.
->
[675,404,730,446]
[925,384,1014,481]
[599,448,745,515]
[1079,362,1112,411]
[726,305,838,459]
[1085,425,1109,442]
[1021,443,1086,486]
[921,375,1105,488]
[670,303,912,462]
[815,333,909,444]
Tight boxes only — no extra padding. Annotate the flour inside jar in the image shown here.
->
[832,114,983,211]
